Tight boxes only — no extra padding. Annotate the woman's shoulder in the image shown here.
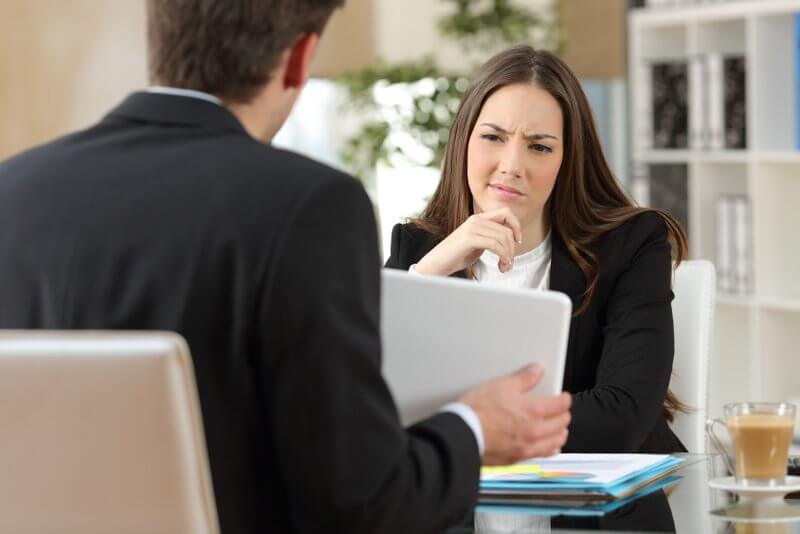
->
[391,222,435,242]
[614,210,668,242]
[591,210,671,265]
[385,222,438,269]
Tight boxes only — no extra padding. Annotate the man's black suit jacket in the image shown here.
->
[0,93,480,533]
[386,213,686,454]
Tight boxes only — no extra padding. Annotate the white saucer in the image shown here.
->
[709,476,800,500]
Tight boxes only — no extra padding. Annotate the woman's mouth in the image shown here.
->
[489,183,524,199]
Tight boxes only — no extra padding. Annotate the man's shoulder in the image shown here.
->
[228,139,358,193]
[0,128,89,175]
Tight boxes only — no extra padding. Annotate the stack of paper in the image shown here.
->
[479,454,684,508]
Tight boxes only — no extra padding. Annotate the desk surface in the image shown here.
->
[449,455,800,533]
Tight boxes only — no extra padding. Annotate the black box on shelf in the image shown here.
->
[630,162,689,237]
[651,61,689,149]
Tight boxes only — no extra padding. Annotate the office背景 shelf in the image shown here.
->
[629,0,800,418]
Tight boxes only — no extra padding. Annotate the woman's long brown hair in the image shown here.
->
[411,45,689,422]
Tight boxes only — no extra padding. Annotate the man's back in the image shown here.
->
[0,92,481,532]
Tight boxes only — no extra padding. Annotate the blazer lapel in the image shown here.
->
[549,230,586,311]
[549,229,585,392]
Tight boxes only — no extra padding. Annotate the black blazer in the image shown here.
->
[386,214,686,454]
[0,92,480,534]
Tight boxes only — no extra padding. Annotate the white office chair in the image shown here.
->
[0,331,219,534]
[668,260,716,453]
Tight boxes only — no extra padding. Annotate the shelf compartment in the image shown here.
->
[752,162,800,300]
[693,19,747,56]
[754,309,800,403]
[688,161,748,263]
[635,24,688,61]
[749,13,798,151]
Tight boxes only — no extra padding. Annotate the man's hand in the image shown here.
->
[459,364,571,465]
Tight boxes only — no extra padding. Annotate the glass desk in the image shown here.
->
[448,455,800,533]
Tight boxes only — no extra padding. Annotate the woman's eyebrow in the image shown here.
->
[479,122,559,141]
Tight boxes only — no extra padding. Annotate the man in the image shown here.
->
[0,1,571,532]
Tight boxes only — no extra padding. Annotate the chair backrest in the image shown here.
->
[669,260,716,453]
[0,331,219,533]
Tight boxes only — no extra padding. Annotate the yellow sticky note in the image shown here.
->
[481,464,542,477]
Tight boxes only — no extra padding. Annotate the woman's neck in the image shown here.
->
[516,212,550,256]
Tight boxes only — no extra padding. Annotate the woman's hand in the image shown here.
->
[415,207,522,276]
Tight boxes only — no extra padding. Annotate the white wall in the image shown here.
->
[0,1,146,159]
[374,0,557,71]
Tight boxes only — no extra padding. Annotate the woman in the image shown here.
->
[385,45,688,453]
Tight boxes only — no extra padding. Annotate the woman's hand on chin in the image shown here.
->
[415,207,521,276]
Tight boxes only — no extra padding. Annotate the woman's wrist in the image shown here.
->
[415,254,452,276]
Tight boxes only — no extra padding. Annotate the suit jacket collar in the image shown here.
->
[549,229,586,313]
[104,91,249,135]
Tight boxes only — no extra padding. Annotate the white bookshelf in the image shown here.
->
[628,0,800,420]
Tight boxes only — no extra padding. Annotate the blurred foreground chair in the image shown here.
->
[0,331,219,534]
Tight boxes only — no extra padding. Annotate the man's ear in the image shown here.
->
[283,33,319,89]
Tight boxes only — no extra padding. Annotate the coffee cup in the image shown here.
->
[706,402,795,487]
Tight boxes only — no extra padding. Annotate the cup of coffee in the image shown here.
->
[706,402,796,487]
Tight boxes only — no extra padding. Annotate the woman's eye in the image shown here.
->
[530,144,552,153]
[480,133,501,142]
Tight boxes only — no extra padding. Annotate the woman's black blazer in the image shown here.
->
[385,212,686,453]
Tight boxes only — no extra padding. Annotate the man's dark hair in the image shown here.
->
[147,0,344,103]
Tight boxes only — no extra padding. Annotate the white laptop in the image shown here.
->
[0,331,219,534]
[381,268,572,425]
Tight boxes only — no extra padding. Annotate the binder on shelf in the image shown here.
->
[716,194,752,295]
[636,62,653,151]
[723,55,747,149]
[651,61,689,149]
[716,196,732,293]
[706,53,725,150]
[628,162,688,238]
[733,195,753,294]
[648,163,689,237]
[688,54,707,149]
[661,52,746,151]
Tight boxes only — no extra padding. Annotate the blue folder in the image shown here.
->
[477,475,682,516]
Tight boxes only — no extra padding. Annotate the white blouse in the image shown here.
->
[473,231,552,290]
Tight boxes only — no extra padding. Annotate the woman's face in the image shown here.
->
[466,82,564,230]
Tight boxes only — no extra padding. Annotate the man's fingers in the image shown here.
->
[523,392,572,418]
[522,411,571,441]
[509,363,543,391]
[522,428,569,459]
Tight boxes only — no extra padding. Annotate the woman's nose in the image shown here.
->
[499,145,523,178]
